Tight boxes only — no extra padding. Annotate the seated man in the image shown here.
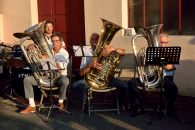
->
[71,33,141,115]
[128,33,178,116]
[160,33,178,116]
[20,32,69,114]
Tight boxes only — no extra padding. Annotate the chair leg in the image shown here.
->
[80,98,86,122]
[116,96,120,115]
[39,94,44,112]
[88,90,91,116]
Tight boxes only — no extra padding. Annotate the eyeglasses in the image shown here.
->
[52,40,60,43]
[160,41,168,44]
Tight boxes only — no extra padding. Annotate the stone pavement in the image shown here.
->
[0,94,195,130]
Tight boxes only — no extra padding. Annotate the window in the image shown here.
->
[128,0,195,35]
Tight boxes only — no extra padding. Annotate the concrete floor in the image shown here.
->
[0,94,195,130]
[0,73,195,130]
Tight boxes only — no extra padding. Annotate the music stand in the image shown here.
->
[73,45,93,122]
[145,46,181,125]
[40,58,71,122]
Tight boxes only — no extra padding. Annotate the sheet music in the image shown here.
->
[73,45,93,57]
[40,58,58,70]
[83,46,93,56]
[73,45,83,56]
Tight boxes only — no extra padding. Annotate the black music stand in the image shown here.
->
[145,46,181,125]
[40,59,71,122]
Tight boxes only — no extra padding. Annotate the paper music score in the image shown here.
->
[40,58,59,70]
[73,45,93,57]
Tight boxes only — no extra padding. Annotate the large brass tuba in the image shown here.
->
[131,24,163,89]
[85,18,123,90]
[12,21,56,86]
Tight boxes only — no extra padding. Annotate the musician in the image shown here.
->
[160,33,178,116]
[127,34,179,116]
[20,32,69,114]
[71,33,137,112]
[44,21,66,49]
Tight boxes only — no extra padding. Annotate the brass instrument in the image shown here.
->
[12,21,56,86]
[85,18,123,89]
[132,24,162,89]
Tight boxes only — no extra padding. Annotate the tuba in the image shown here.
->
[85,18,123,90]
[12,21,56,86]
[131,24,163,89]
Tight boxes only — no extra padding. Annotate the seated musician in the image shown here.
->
[20,32,69,114]
[160,33,178,116]
[128,33,178,116]
[71,33,140,115]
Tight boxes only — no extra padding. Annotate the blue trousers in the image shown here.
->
[71,77,129,105]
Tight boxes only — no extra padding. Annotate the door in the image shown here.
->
[37,0,85,73]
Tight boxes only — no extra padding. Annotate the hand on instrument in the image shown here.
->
[38,54,49,59]
[115,48,126,55]
[91,60,102,70]
[102,45,126,56]
[26,44,37,51]
[102,45,117,56]
[163,64,175,70]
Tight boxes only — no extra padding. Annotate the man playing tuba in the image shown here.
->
[159,33,178,116]
[71,33,140,115]
[20,32,69,114]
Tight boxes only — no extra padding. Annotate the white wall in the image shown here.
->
[85,0,195,97]
[1,0,38,44]
[0,0,4,42]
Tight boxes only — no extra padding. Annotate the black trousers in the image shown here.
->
[163,76,178,109]
[128,77,178,110]
[128,78,141,107]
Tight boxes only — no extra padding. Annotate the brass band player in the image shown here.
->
[71,33,141,116]
[160,34,178,116]
[20,32,69,114]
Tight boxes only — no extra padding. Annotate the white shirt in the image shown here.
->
[80,57,92,69]
[45,36,53,49]
[163,65,177,77]
[53,48,69,75]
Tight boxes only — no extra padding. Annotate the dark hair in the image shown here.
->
[51,32,63,41]
[44,20,54,32]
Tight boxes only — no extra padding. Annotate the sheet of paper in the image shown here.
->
[40,58,58,70]
[83,46,93,56]
[73,45,83,56]
[73,45,93,57]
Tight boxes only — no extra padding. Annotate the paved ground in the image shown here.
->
[0,94,195,130]
[0,73,195,130]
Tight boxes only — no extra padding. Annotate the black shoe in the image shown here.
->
[166,106,176,117]
[129,104,139,117]
[130,110,138,117]
[166,110,176,117]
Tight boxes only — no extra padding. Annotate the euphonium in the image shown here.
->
[131,24,163,89]
[85,18,123,90]
[12,21,56,86]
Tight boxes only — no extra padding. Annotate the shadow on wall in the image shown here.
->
[176,59,195,97]
[189,37,195,44]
